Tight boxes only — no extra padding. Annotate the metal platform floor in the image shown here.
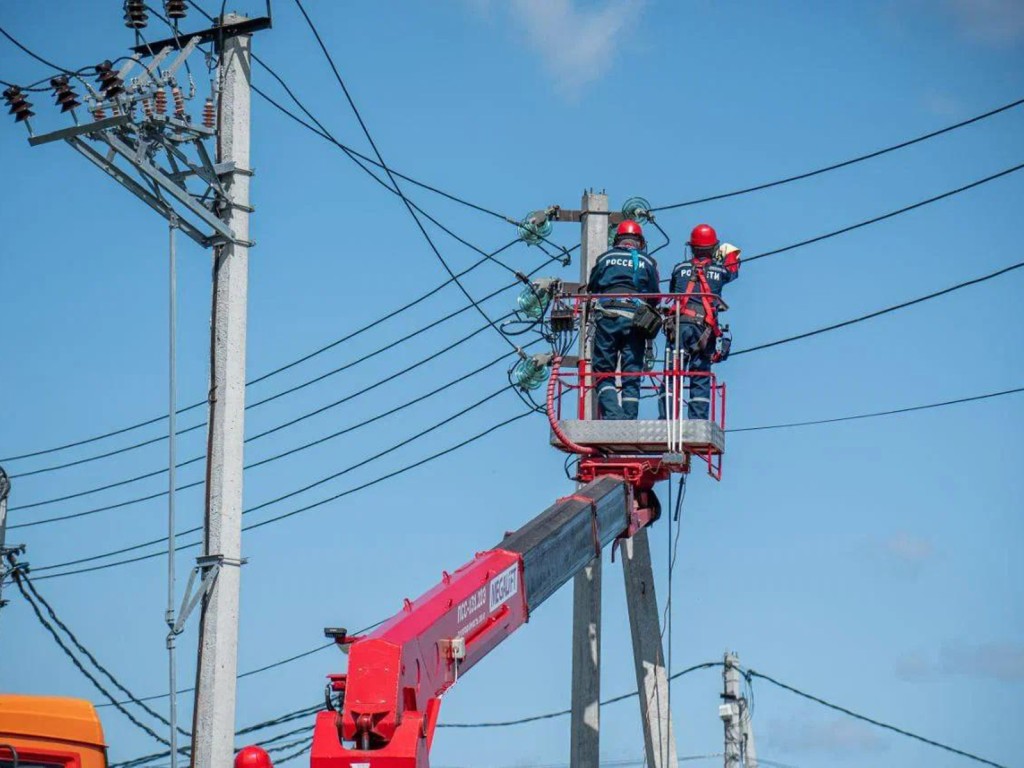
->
[552,419,725,455]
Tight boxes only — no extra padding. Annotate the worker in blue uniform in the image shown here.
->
[586,220,660,420]
[660,223,741,420]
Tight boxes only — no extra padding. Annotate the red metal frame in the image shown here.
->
[547,292,728,482]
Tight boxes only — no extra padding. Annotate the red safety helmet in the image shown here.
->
[235,746,272,768]
[688,224,718,250]
[616,219,643,239]
[615,219,645,247]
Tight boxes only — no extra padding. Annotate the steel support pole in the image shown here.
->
[622,529,678,768]
[191,17,252,768]
[569,190,608,768]
[167,217,180,768]
[722,652,743,768]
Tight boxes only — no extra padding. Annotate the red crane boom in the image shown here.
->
[300,476,657,768]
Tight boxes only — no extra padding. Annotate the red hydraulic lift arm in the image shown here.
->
[302,475,658,768]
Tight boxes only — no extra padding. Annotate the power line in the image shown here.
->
[9,308,527,519]
[746,669,1009,768]
[743,162,1024,263]
[31,408,533,581]
[16,572,191,734]
[0,236,542,469]
[97,618,388,709]
[87,368,1018,711]
[732,258,1024,355]
[29,384,514,573]
[12,572,172,746]
[184,0,513,226]
[8,243,566,503]
[290,0,519,352]
[439,661,723,728]
[0,22,82,76]
[650,97,1024,211]
[729,385,1024,433]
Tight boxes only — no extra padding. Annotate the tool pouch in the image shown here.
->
[631,303,663,339]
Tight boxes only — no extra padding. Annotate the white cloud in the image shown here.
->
[767,717,888,755]
[879,531,934,565]
[897,641,1024,682]
[946,0,1024,45]
[473,0,646,98]
[866,531,935,578]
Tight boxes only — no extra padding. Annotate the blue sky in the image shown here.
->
[1,1,1022,767]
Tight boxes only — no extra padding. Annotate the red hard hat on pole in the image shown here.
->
[235,746,273,768]
[616,219,643,239]
[689,224,718,249]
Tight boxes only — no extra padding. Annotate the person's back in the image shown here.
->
[661,224,740,421]
[586,220,659,420]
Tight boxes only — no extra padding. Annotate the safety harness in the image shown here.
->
[677,258,720,336]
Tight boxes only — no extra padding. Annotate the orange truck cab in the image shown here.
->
[0,696,107,768]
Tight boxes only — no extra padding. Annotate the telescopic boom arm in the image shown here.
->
[302,475,658,768]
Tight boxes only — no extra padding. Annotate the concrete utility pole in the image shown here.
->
[721,652,743,768]
[569,190,607,768]
[191,16,253,768]
[622,530,678,768]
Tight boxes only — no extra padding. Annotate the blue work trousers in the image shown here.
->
[592,314,646,420]
[658,322,714,420]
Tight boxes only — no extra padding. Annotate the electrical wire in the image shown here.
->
[731,259,1024,355]
[743,162,1024,264]
[28,242,998,520]
[184,0,513,224]
[98,618,388,709]
[7,251,555,501]
[30,384,514,572]
[439,661,723,728]
[31,409,534,581]
[13,572,172,746]
[0,237,536,468]
[745,669,1009,768]
[728,385,1024,433]
[0,23,86,77]
[17,572,191,735]
[290,0,518,352]
[650,97,1024,211]
[8,273,555,521]
[247,52,538,274]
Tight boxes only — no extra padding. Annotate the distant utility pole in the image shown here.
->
[191,14,254,768]
[721,652,756,768]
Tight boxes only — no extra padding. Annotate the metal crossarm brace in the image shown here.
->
[24,40,250,249]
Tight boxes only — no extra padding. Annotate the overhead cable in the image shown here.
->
[732,258,1024,355]
[650,97,1024,211]
[440,661,723,728]
[13,572,172,745]
[97,619,387,709]
[31,408,533,581]
[729,386,1024,433]
[0,236,540,468]
[30,385,516,573]
[743,163,1024,264]
[746,669,1009,768]
[10,312,517,516]
[183,0,511,225]
[290,0,519,352]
